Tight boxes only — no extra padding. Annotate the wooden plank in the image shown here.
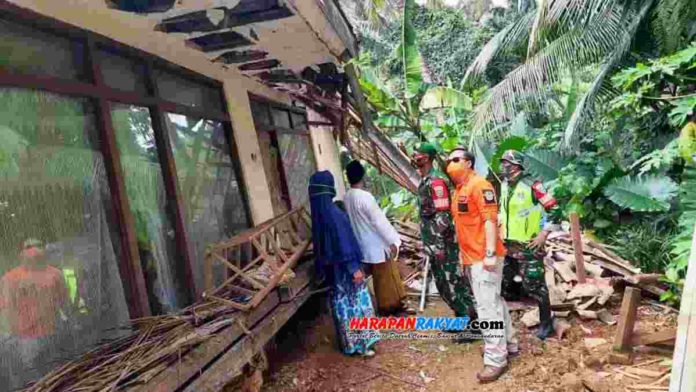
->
[249,239,310,308]
[553,261,577,282]
[183,284,314,392]
[570,212,587,284]
[625,274,664,285]
[670,224,696,392]
[211,253,266,290]
[632,329,677,346]
[614,286,642,352]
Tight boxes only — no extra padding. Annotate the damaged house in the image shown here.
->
[0,0,415,390]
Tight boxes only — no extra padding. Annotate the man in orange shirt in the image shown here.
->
[446,148,518,383]
[0,238,68,385]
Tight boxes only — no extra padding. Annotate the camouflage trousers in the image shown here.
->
[501,256,550,306]
[502,243,553,332]
[429,254,476,319]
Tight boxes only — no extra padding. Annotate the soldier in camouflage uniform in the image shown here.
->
[499,150,561,340]
[412,143,476,322]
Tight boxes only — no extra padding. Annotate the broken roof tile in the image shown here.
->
[187,31,253,52]
[155,0,293,34]
[213,50,269,64]
[239,59,281,71]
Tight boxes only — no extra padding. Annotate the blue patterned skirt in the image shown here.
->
[330,281,380,355]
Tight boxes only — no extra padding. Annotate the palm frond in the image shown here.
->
[562,0,655,148]
[527,0,548,58]
[465,0,618,85]
[651,0,696,54]
[463,12,536,85]
[470,4,628,140]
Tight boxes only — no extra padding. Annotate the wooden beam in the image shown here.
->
[570,212,587,284]
[670,223,696,391]
[614,286,642,352]
[632,329,677,346]
[625,274,664,285]
[343,64,419,192]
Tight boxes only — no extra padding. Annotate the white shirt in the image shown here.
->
[344,188,402,264]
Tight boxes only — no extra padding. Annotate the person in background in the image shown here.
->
[0,238,68,386]
[308,170,379,357]
[499,150,560,340]
[411,143,477,325]
[446,148,518,383]
[343,160,416,316]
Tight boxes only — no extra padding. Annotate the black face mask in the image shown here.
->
[502,164,521,180]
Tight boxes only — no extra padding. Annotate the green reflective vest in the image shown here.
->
[62,268,88,314]
[500,180,543,242]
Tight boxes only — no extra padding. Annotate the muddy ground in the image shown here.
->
[261,293,676,392]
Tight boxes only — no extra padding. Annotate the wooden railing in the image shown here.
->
[202,207,312,311]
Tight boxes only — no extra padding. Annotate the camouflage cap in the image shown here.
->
[415,142,438,158]
[501,150,525,168]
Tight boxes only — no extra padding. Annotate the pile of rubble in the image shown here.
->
[524,232,664,329]
[392,222,667,326]
[391,220,428,290]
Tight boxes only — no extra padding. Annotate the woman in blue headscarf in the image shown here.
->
[309,170,379,357]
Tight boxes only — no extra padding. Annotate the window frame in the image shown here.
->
[248,95,317,211]
[0,3,253,318]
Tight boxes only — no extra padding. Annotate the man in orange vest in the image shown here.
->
[446,147,518,383]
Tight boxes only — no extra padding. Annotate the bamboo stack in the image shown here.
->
[24,301,240,392]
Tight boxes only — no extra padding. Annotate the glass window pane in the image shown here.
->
[110,104,188,314]
[155,69,223,112]
[271,108,291,129]
[98,49,146,93]
[165,113,249,291]
[0,19,84,80]
[249,100,270,128]
[0,89,130,389]
[277,134,316,208]
[291,112,307,131]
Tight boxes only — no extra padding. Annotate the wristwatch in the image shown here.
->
[485,249,495,258]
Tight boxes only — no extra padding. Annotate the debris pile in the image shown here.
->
[532,232,666,328]
[392,220,427,288]
[24,300,244,391]
[392,222,669,329]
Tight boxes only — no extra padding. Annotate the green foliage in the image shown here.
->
[678,122,696,160]
[465,0,695,146]
[523,149,568,181]
[611,43,696,129]
[359,6,520,88]
[603,175,679,212]
[490,136,528,173]
[400,0,424,98]
[420,86,473,111]
[608,220,677,273]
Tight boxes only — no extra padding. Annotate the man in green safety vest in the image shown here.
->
[499,150,561,340]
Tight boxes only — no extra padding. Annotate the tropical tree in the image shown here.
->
[463,0,696,147]
[355,0,473,144]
